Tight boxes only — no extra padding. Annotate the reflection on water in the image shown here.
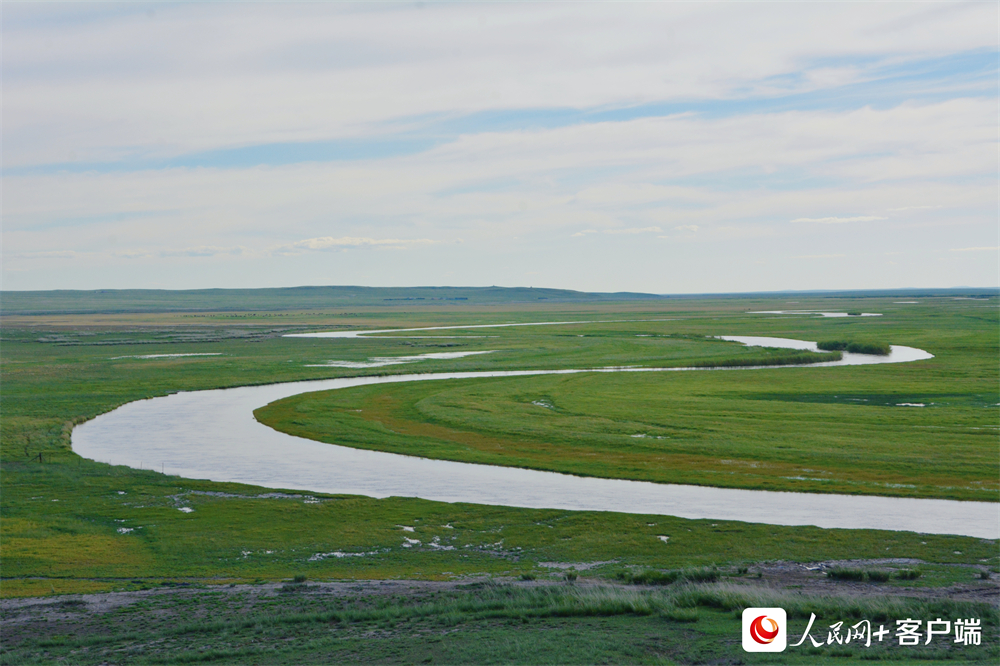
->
[285,320,605,339]
[306,350,496,368]
[750,311,882,318]
[109,353,223,360]
[74,334,997,539]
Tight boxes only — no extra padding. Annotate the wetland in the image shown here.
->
[2,290,998,663]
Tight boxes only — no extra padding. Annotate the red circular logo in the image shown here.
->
[750,615,780,644]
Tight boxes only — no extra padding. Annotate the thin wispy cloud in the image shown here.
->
[161,246,248,258]
[602,227,663,235]
[888,205,942,212]
[275,236,438,255]
[15,250,80,259]
[790,216,888,224]
[113,250,153,259]
[572,227,663,237]
[949,246,999,253]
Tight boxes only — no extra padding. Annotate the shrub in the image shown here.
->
[894,569,921,580]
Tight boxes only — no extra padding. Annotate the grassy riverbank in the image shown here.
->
[5,461,996,599]
[256,363,997,500]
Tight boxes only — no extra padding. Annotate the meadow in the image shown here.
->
[1,290,997,663]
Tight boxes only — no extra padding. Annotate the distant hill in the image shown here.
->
[1,285,994,316]
[0,285,669,315]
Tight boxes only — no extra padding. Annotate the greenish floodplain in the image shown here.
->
[1,290,997,663]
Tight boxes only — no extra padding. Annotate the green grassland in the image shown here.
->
[1,292,997,662]
[6,463,996,597]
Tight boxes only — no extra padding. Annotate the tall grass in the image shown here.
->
[33,582,995,639]
[826,568,892,583]
[615,567,719,586]
[11,582,996,665]
[817,340,891,355]
[669,582,994,622]
[693,350,842,367]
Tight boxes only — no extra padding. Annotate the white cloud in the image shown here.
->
[4,3,997,167]
[160,246,248,257]
[2,4,997,291]
[790,216,888,224]
[113,249,153,259]
[5,98,992,252]
[602,226,662,235]
[949,246,999,252]
[574,183,709,207]
[14,250,80,259]
[275,236,438,255]
[888,205,942,212]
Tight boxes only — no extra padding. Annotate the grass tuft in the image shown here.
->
[817,340,891,355]
[615,567,719,586]
[827,568,893,583]
[894,569,921,580]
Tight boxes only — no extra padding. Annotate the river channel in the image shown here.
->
[72,329,997,539]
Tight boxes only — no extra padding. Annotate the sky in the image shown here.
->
[3,2,998,294]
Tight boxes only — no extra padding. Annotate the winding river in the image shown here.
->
[72,327,998,539]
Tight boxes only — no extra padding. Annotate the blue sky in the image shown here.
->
[3,2,998,292]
